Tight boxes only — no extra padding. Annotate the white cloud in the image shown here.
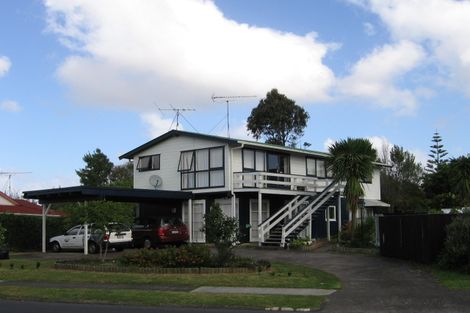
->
[140,112,180,138]
[0,56,11,77]
[350,0,470,98]
[216,120,254,140]
[338,40,425,114]
[363,22,376,36]
[323,136,393,160]
[0,100,22,113]
[367,136,393,161]
[323,138,335,152]
[45,0,335,110]
[409,148,428,167]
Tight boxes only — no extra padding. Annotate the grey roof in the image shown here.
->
[119,129,331,159]
[23,186,192,204]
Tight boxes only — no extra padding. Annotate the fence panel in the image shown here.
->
[379,214,454,263]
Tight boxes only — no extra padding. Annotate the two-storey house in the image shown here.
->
[120,130,388,247]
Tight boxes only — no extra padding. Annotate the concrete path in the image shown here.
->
[235,247,470,313]
[191,286,336,296]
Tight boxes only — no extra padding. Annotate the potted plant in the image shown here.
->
[0,223,9,260]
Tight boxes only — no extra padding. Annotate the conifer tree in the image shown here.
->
[426,131,448,173]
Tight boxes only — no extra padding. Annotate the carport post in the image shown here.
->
[188,199,193,243]
[42,204,51,253]
[84,224,88,255]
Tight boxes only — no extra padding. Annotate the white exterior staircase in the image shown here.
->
[258,181,340,247]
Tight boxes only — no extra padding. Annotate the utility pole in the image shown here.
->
[211,95,256,138]
[0,171,31,196]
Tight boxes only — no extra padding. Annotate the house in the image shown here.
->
[0,191,65,217]
[120,130,388,246]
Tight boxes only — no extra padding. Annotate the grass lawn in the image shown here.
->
[0,258,340,309]
[433,268,470,290]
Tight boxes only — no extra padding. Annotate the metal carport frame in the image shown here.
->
[23,186,193,253]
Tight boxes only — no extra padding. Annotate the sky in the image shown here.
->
[1,0,470,195]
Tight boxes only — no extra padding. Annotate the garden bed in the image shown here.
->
[54,261,256,274]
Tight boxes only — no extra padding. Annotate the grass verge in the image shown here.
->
[0,258,339,309]
[433,268,470,290]
[0,259,340,289]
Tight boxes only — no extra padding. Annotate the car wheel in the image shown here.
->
[88,241,98,254]
[51,241,61,252]
[143,238,152,249]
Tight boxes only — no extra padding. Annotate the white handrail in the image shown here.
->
[281,182,339,246]
[258,195,311,242]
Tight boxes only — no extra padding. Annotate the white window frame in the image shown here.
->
[325,205,337,222]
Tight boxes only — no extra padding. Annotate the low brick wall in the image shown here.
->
[54,262,256,274]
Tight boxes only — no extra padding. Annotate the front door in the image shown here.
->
[192,200,206,243]
[249,199,269,242]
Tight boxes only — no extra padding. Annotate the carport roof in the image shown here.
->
[23,186,192,204]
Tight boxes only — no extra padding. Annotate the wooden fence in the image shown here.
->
[379,214,454,263]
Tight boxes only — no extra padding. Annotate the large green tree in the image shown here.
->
[76,148,114,187]
[380,146,428,213]
[328,138,377,232]
[247,89,309,146]
[109,161,133,188]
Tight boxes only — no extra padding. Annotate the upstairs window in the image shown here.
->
[137,154,160,171]
[180,147,224,189]
[242,149,267,172]
[306,157,332,178]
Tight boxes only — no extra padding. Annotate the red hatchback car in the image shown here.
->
[132,217,189,248]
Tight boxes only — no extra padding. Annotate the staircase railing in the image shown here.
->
[258,195,310,242]
[280,181,339,247]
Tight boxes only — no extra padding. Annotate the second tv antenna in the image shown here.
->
[211,94,256,138]
[158,105,196,131]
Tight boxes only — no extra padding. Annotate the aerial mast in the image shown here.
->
[158,105,196,131]
[211,94,256,138]
[0,171,32,196]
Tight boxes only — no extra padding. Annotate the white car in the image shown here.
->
[49,223,133,254]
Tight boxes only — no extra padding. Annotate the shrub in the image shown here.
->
[0,214,68,251]
[118,245,213,268]
[289,236,312,249]
[0,223,6,247]
[438,215,470,273]
[202,203,241,266]
[340,217,375,248]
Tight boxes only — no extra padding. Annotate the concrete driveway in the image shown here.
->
[236,247,470,313]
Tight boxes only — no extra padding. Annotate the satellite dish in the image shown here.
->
[149,175,162,189]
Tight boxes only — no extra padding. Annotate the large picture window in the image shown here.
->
[179,147,224,189]
[137,154,160,171]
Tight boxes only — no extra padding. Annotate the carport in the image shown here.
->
[23,186,193,253]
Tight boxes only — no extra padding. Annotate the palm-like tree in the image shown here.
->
[328,138,377,232]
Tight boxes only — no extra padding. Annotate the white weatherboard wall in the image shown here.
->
[363,169,381,200]
[133,135,230,193]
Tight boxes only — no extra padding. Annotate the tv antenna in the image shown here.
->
[158,104,196,131]
[0,171,32,196]
[211,94,256,138]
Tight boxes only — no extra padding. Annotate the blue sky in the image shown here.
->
[1,0,469,194]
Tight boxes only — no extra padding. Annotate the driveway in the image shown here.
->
[236,247,470,313]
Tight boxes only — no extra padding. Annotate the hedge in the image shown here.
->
[0,214,68,251]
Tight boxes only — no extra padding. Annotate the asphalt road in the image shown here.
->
[0,300,261,313]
